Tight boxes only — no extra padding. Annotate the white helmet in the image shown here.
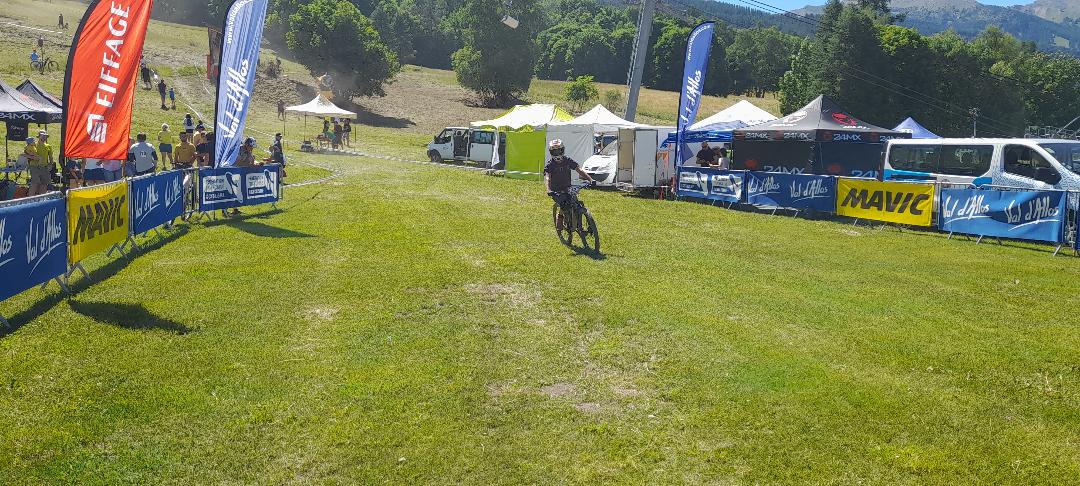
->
[548,138,565,156]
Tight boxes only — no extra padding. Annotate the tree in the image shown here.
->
[452,0,542,106]
[565,75,599,112]
[286,0,400,98]
[728,27,799,97]
[370,0,422,65]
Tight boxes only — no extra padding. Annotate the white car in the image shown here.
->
[581,141,618,186]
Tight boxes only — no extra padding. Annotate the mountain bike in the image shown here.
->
[31,57,58,73]
[552,183,600,253]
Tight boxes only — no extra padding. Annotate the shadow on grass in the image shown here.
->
[199,210,314,238]
[0,227,190,339]
[68,301,193,335]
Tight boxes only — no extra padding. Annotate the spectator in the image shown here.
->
[716,146,730,170]
[157,123,175,167]
[157,79,167,110]
[140,60,152,90]
[173,133,197,169]
[695,141,715,168]
[183,113,195,133]
[195,131,215,166]
[24,137,47,196]
[35,130,54,179]
[126,136,136,176]
[323,118,330,134]
[333,121,343,150]
[235,137,257,167]
[130,133,158,175]
[277,100,286,120]
[343,118,352,147]
[195,119,205,132]
[269,133,286,167]
[101,157,122,182]
[30,49,40,70]
[58,14,64,29]
[168,86,176,110]
[192,126,207,147]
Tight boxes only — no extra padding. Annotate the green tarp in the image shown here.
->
[504,129,546,181]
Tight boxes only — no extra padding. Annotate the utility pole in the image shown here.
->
[969,107,979,137]
[625,0,656,122]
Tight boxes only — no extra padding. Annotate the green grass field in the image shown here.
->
[2,1,1080,483]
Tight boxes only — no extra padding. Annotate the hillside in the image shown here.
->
[795,0,1080,54]
[1017,0,1080,25]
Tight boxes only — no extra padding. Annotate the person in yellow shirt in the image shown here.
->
[173,132,197,169]
[25,137,48,196]
[157,123,175,167]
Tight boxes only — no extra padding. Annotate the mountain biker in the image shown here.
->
[545,139,595,227]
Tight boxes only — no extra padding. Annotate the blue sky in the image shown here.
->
[759,0,1034,9]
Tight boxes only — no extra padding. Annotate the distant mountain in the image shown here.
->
[1015,0,1080,26]
[793,0,1080,55]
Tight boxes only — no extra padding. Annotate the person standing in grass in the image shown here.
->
[157,123,175,168]
[130,133,158,175]
[277,100,286,120]
[157,79,168,110]
[183,113,195,133]
[24,137,48,196]
[168,86,176,110]
[343,118,352,147]
[333,120,343,150]
[140,60,152,90]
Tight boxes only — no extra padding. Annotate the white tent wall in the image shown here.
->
[546,125,594,167]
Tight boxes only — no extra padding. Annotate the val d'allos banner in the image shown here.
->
[214,0,269,167]
[68,181,130,264]
[836,179,935,226]
[0,198,68,302]
[746,172,836,212]
[62,0,154,160]
[199,165,281,211]
[677,167,745,204]
[130,170,186,235]
[674,22,715,168]
[940,188,1067,243]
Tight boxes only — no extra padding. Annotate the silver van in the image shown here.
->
[884,138,1080,190]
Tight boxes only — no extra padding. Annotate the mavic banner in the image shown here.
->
[674,22,715,169]
[677,167,745,204]
[746,172,837,212]
[62,0,154,160]
[836,178,935,226]
[939,188,1066,243]
[0,198,68,302]
[214,0,269,167]
[68,181,129,264]
[130,170,186,235]
[199,164,280,211]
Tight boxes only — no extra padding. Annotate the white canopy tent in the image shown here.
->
[286,94,357,118]
[547,105,650,167]
[689,99,776,131]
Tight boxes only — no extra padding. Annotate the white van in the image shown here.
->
[884,138,1080,190]
[427,127,497,166]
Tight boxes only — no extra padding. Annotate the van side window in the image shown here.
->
[940,145,992,176]
[471,131,494,145]
[1004,145,1061,185]
[888,145,939,172]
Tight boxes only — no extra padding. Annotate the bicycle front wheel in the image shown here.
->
[553,203,573,246]
[577,209,600,254]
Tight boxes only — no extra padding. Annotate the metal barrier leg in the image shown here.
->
[0,314,8,327]
[1053,244,1063,257]
[976,235,985,245]
[66,263,88,281]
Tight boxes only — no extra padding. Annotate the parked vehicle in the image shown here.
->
[884,138,1080,190]
[427,127,498,166]
[582,127,672,190]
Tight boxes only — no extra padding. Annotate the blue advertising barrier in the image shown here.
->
[746,172,837,213]
[677,167,746,204]
[130,170,186,235]
[939,188,1067,244]
[0,197,68,302]
[199,164,281,211]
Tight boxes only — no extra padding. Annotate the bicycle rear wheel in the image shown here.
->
[553,203,573,246]
[577,209,600,253]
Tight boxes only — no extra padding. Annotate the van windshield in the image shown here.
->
[599,141,617,156]
[1040,142,1080,175]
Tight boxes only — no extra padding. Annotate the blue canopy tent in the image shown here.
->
[893,117,941,139]
[661,101,778,166]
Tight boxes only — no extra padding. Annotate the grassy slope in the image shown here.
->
[1,1,1079,483]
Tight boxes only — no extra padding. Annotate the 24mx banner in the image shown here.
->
[939,188,1066,243]
[746,172,836,212]
[0,198,68,302]
[836,178,935,226]
[199,164,281,211]
[130,170,186,234]
[67,181,129,264]
[677,168,745,204]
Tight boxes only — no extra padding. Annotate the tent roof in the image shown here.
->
[471,104,573,130]
[893,117,941,139]
[689,100,776,131]
[735,95,908,143]
[0,79,61,124]
[549,104,645,132]
[285,94,357,118]
[16,79,62,110]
